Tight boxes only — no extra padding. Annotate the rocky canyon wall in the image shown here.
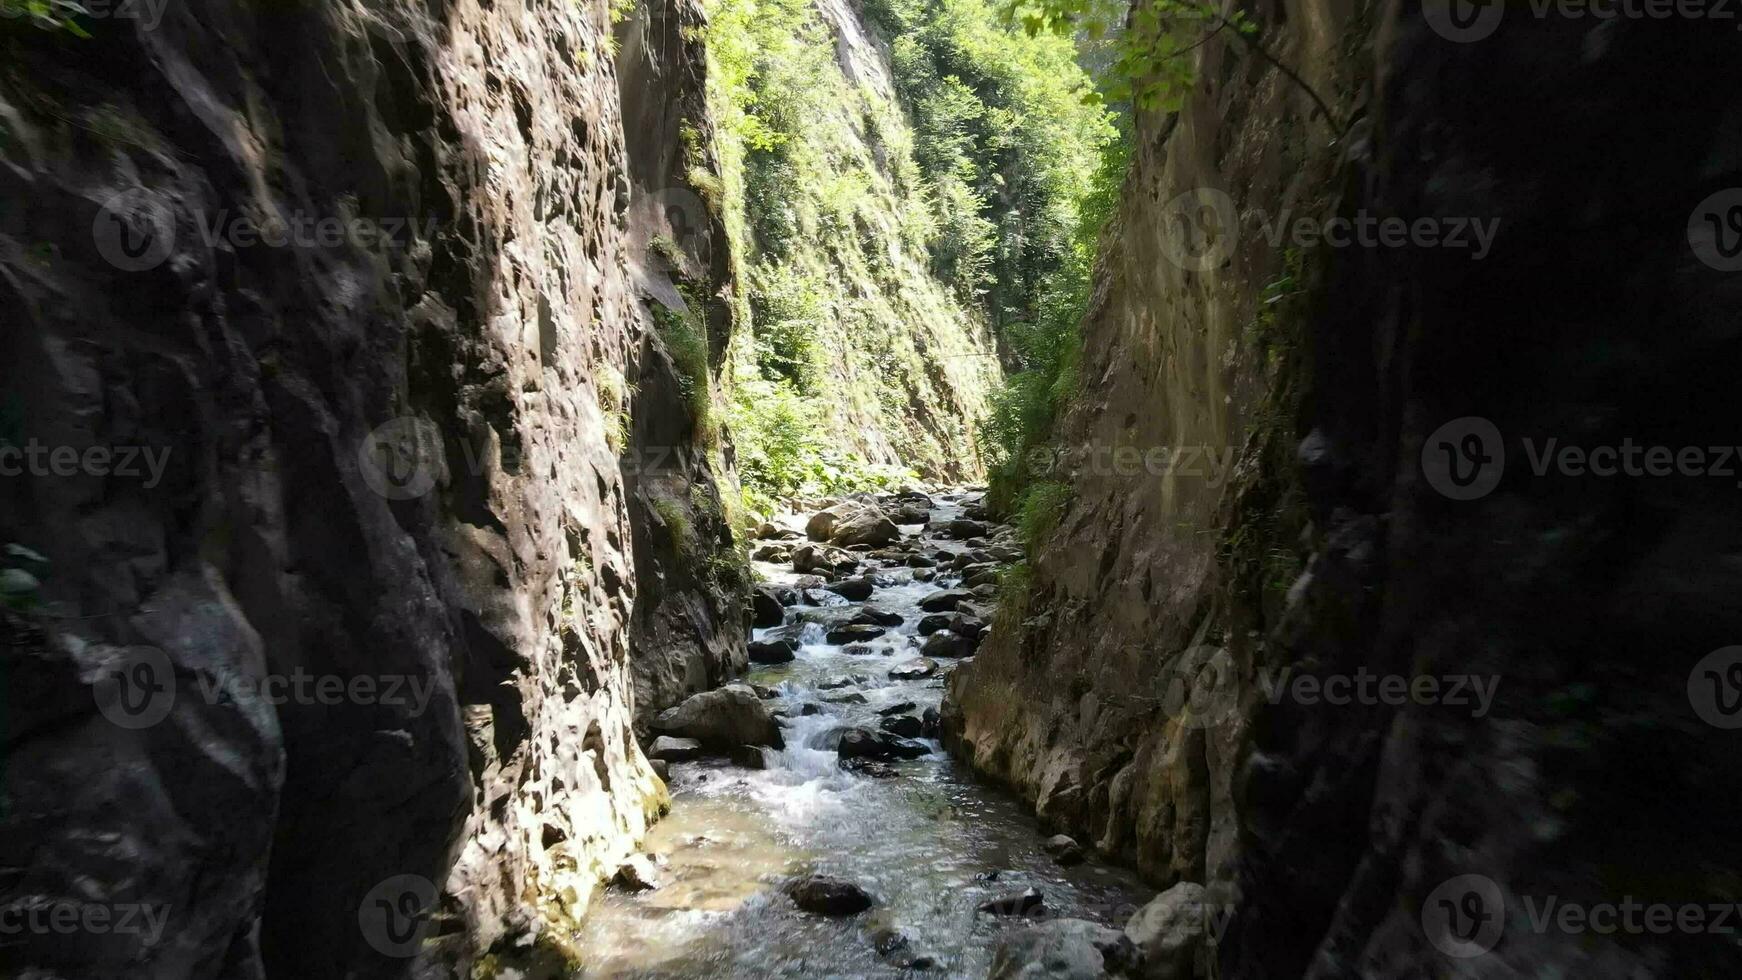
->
[717,0,1006,481]
[949,1,1740,977]
[0,0,741,976]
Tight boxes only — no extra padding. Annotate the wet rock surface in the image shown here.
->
[583,490,1149,976]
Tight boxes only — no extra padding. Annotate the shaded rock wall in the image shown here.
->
[947,0,1368,888]
[951,2,1741,977]
[0,0,739,976]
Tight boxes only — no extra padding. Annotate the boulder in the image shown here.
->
[879,714,924,738]
[800,703,823,716]
[749,625,800,664]
[919,589,974,613]
[649,758,670,782]
[842,758,901,778]
[747,642,796,665]
[807,500,901,546]
[906,553,938,568]
[964,567,1003,589]
[890,502,931,525]
[920,630,972,658]
[988,919,1138,979]
[755,522,803,541]
[917,613,953,636]
[751,542,793,563]
[648,736,703,762]
[979,887,1045,917]
[921,707,940,738]
[751,587,787,628]
[750,684,781,699]
[825,576,876,601]
[857,605,904,627]
[730,745,775,770]
[652,685,784,749]
[826,623,887,645]
[877,701,918,716]
[824,693,869,705]
[786,875,875,916]
[613,854,663,892]
[1124,882,1211,980]
[949,612,987,639]
[940,518,990,540]
[793,543,858,575]
[1043,834,1085,866]
[889,658,939,680]
[913,568,936,582]
[837,728,931,760]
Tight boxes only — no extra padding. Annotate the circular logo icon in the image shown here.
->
[93,645,176,729]
[359,874,438,958]
[1422,0,1504,43]
[93,190,176,272]
[1688,646,1742,729]
[1421,417,1505,501]
[633,187,711,274]
[1688,189,1742,273]
[1156,644,1241,730]
[1422,874,1504,958]
[357,417,445,501]
[1159,188,1238,273]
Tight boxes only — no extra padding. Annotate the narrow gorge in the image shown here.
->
[0,1,1736,979]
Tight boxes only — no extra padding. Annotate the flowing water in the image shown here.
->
[577,491,1150,978]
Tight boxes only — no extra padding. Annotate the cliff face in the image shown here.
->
[0,0,738,976]
[947,0,1367,891]
[716,0,1006,481]
[950,2,1740,977]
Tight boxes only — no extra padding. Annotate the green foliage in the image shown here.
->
[651,498,691,556]
[990,560,1033,633]
[728,375,917,518]
[652,297,714,442]
[597,366,632,453]
[0,0,92,35]
[1015,480,1070,551]
[704,0,1116,485]
[1003,0,1249,111]
[980,126,1128,515]
[866,0,1116,321]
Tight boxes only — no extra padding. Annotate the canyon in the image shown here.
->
[1,0,1737,978]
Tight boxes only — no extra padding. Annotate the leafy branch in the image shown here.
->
[1009,0,1343,133]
